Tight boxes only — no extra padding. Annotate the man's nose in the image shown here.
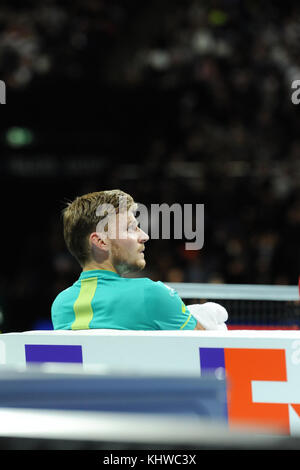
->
[139,228,149,243]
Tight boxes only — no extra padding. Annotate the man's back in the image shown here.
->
[51,270,197,331]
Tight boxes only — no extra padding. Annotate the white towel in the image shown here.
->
[187,302,228,331]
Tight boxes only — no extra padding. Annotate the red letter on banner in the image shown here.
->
[224,348,289,433]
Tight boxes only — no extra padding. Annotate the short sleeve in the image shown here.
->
[144,281,197,330]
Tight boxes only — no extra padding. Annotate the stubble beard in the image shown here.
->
[111,242,146,275]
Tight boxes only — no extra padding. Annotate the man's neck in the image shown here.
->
[82,260,117,273]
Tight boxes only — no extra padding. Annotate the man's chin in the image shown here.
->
[137,259,146,271]
[115,259,146,275]
[130,258,146,273]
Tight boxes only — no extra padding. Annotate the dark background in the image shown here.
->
[0,0,299,332]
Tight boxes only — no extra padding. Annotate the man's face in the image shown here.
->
[108,210,149,275]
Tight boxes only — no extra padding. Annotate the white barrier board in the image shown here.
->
[1,329,300,435]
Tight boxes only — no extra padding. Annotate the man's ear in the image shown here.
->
[89,232,109,251]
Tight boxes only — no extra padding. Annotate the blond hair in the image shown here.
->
[62,189,135,266]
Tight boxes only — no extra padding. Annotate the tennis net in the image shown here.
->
[166,283,300,330]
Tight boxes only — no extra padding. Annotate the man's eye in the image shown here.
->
[128,224,138,231]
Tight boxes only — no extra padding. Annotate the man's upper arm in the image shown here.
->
[144,281,197,330]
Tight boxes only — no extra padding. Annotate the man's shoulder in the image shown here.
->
[51,284,78,309]
[147,280,177,295]
[123,276,154,287]
[122,277,177,301]
[127,277,175,293]
[143,279,179,303]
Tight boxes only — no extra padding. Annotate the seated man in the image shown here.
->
[51,189,228,331]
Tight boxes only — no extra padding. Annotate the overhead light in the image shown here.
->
[5,127,34,148]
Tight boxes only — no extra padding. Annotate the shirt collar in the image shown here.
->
[79,269,121,280]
